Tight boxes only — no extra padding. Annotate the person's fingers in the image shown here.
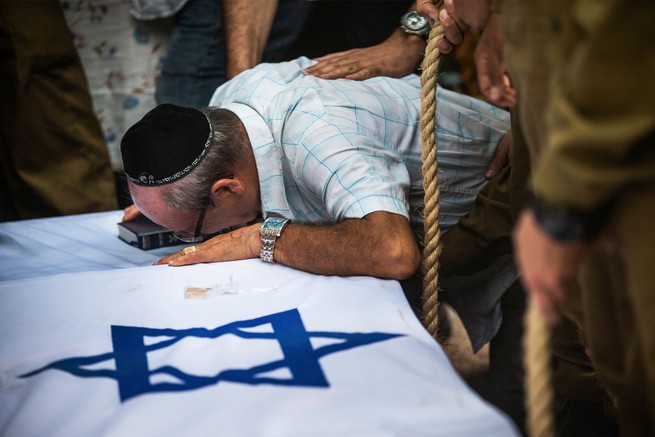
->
[438,8,464,46]
[521,272,564,327]
[485,155,504,180]
[122,204,142,222]
[477,61,507,106]
[154,253,176,265]
[480,77,514,108]
[305,61,340,77]
[502,75,518,107]
[154,244,198,266]
[417,0,441,22]
[311,50,351,62]
[162,244,205,266]
[485,136,510,179]
[532,291,562,326]
[473,14,515,107]
[321,65,360,79]
[521,265,568,311]
[168,250,201,266]
[308,49,361,67]
[154,248,183,265]
[306,57,363,80]
[305,56,345,76]
[345,67,376,81]
[436,38,454,54]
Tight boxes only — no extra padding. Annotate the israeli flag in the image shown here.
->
[0,212,517,436]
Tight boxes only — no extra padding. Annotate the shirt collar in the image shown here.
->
[221,103,292,219]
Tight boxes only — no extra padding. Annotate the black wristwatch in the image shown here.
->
[400,11,429,39]
[531,197,609,241]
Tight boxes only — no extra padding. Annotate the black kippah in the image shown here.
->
[121,104,213,186]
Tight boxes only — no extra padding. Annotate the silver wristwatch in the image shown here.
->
[400,11,429,39]
[259,217,290,263]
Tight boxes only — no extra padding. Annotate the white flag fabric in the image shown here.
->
[0,211,181,282]
[0,212,518,436]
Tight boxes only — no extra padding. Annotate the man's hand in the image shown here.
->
[416,0,459,54]
[156,211,421,281]
[416,1,515,107]
[485,131,512,180]
[122,204,143,222]
[417,0,491,54]
[513,210,589,325]
[474,13,516,108]
[305,29,424,81]
[156,222,260,266]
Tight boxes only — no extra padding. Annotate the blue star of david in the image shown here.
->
[21,309,403,402]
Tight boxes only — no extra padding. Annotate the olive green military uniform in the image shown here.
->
[502,0,655,433]
[0,2,117,221]
[440,1,655,433]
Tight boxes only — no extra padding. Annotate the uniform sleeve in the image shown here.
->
[533,1,655,210]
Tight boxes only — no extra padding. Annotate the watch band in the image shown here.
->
[259,217,290,263]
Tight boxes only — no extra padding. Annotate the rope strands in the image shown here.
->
[524,298,555,437]
[419,19,555,437]
[419,23,445,339]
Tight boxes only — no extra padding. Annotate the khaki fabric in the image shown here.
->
[578,183,655,435]
[0,1,117,221]
[501,1,655,434]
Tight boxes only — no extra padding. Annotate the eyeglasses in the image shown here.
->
[173,202,208,243]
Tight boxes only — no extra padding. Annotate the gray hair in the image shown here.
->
[159,107,250,211]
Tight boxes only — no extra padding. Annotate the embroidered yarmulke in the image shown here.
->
[120,104,213,186]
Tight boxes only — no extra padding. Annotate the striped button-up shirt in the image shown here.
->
[210,57,509,234]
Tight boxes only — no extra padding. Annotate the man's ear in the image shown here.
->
[210,177,244,198]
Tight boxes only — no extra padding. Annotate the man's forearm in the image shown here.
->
[222,0,279,80]
[162,211,421,281]
[274,212,421,280]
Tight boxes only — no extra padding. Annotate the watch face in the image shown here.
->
[261,217,289,237]
[404,12,428,31]
[264,217,287,229]
[401,11,428,32]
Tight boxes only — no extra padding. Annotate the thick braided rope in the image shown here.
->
[524,297,555,437]
[419,19,555,436]
[419,23,445,338]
